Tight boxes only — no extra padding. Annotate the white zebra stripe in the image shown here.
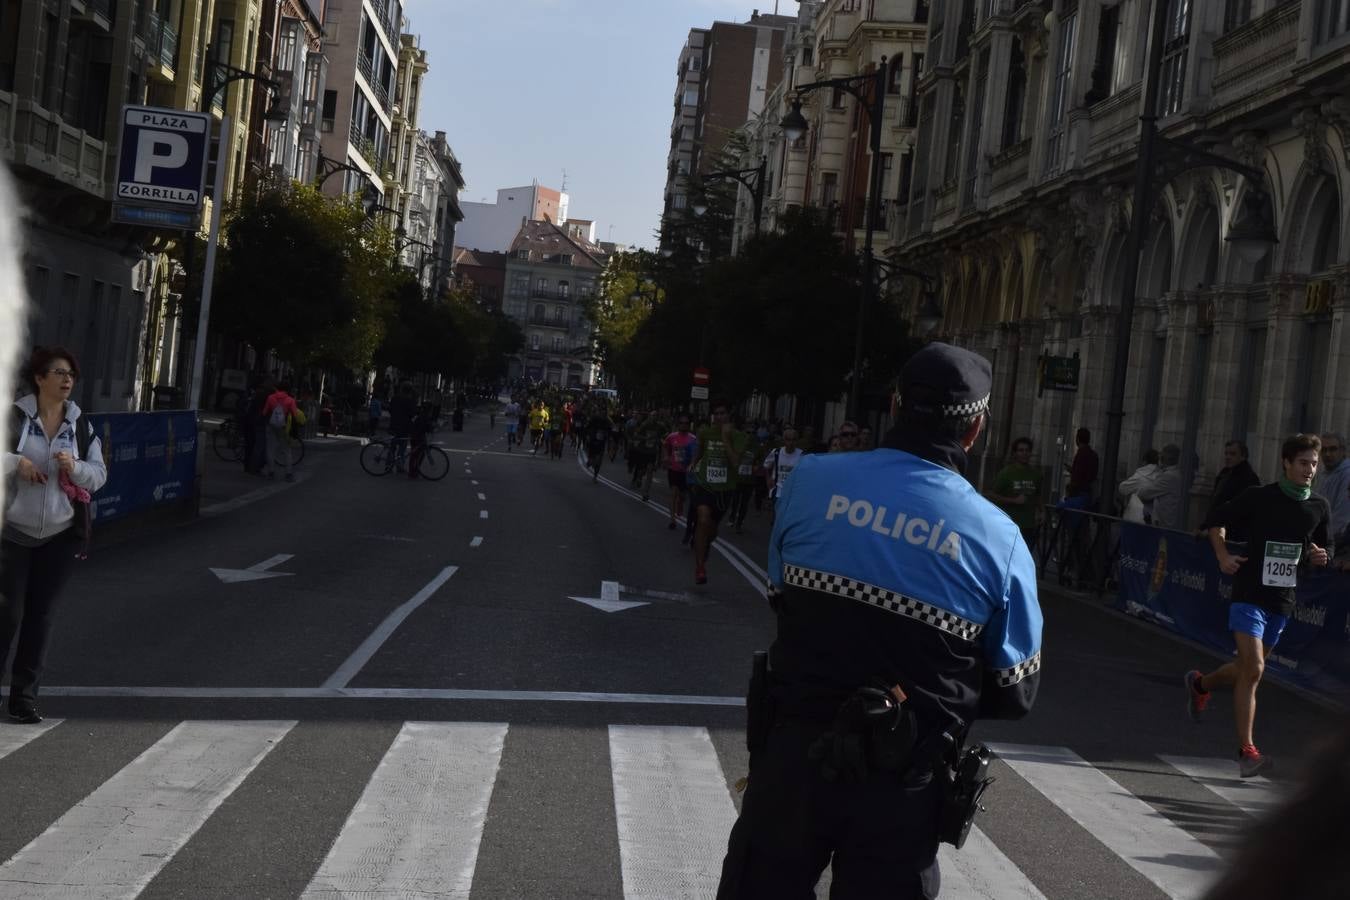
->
[0,720,294,899]
[610,725,737,900]
[1159,755,1282,818]
[939,826,1048,899]
[301,721,507,898]
[989,743,1223,899]
[0,719,61,760]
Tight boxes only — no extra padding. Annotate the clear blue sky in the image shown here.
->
[403,0,798,250]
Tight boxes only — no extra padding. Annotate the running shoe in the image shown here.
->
[1239,745,1272,778]
[668,521,676,530]
[1184,670,1210,722]
[695,566,707,585]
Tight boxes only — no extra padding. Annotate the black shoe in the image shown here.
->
[8,706,42,724]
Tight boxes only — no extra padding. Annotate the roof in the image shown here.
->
[453,248,510,269]
[507,219,607,269]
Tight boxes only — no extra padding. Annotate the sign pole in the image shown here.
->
[188,114,230,412]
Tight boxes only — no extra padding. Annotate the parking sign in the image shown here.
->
[116,105,211,208]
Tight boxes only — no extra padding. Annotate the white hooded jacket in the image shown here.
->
[3,395,107,541]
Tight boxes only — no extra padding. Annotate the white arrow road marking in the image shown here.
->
[570,580,650,613]
[477,492,486,501]
[479,510,489,519]
[209,554,296,584]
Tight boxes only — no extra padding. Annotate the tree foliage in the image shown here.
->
[375,280,524,383]
[212,184,398,371]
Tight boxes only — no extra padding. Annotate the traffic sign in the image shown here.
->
[690,385,709,400]
[116,105,211,209]
[693,367,711,385]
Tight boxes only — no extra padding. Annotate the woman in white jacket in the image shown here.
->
[2,346,107,724]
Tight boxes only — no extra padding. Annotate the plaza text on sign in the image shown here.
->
[116,105,211,207]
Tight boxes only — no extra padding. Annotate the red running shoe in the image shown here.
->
[695,566,707,585]
[1184,670,1210,722]
[1239,744,1272,778]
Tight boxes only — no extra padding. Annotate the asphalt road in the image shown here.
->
[0,412,1337,899]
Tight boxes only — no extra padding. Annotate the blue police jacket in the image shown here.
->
[766,445,1043,730]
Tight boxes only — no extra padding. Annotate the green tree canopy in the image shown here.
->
[212,184,398,371]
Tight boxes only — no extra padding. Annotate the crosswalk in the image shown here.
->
[0,719,1278,900]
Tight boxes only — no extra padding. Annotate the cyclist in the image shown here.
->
[407,402,435,479]
[1185,433,1332,777]
[387,382,417,472]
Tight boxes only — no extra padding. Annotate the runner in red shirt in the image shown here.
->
[662,413,697,530]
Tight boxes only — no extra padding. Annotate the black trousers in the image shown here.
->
[0,531,78,710]
[718,722,943,900]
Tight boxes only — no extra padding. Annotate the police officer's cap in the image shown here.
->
[898,342,992,419]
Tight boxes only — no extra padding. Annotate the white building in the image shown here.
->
[457,183,570,252]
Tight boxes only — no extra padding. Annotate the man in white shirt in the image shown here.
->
[764,427,804,519]
[1120,444,1184,530]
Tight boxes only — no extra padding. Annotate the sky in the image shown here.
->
[403,0,799,250]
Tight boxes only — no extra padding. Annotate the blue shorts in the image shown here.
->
[1229,603,1289,647]
[506,422,518,433]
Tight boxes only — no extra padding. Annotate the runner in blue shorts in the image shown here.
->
[1184,433,1332,777]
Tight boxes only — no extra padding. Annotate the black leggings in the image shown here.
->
[0,531,78,710]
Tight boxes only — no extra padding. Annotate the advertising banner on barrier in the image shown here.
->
[1117,521,1350,697]
[81,411,198,522]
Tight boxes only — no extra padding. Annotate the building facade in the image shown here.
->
[502,219,605,387]
[457,183,568,254]
[250,0,327,186]
[1,0,280,411]
[422,129,464,299]
[317,0,401,198]
[898,0,1349,525]
[661,12,792,226]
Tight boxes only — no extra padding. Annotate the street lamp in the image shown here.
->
[1099,0,1279,515]
[875,259,942,338]
[315,153,373,191]
[780,59,888,420]
[186,48,287,411]
[694,159,768,238]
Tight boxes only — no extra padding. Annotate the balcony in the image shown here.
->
[989,139,1030,193]
[1084,82,1141,165]
[142,11,179,78]
[530,286,570,301]
[6,97,108,198]
[71,0,114,30]
[1211,2,1300,111]
[348,117,379,165]
[529,315,572,330]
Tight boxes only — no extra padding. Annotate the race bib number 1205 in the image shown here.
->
[1262,541,1301,588]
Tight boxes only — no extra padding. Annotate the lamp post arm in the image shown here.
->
[1153,136,1266,184]
[703,161,768,236]
[791,72,878,110]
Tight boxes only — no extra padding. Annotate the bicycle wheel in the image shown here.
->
[213,424,242,462]
[360,441,392,475]
[418,446,450,480]
[274,436,305,467]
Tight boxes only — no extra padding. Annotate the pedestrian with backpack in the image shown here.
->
[2,346,107,724]
[262,382,303,481]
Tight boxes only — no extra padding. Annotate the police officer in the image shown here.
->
[717,342,1043,900]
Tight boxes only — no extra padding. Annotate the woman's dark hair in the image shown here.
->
[1143,448,1160,465]
[25,346,80,386]
[1282,433,1322,462]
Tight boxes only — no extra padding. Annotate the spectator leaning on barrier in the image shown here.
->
[1125,444,1185,531]
[1118,449,1161,523]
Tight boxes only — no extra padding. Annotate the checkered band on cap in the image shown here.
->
[783,564,983,642]
[993,651,1041,687]
[941,394,991,418]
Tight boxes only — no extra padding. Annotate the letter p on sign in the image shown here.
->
[134,132,189,182]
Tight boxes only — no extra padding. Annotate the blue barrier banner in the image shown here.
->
[82,411,198,522]
[1117,521,1350,698]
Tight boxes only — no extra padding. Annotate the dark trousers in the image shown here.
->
[730,483,756,527]
[717,722,943,900]
[0,532,78,710]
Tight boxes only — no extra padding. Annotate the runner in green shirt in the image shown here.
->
[688,400,748,585]
[989,437,1043,549]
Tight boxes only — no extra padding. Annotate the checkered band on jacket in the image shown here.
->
[993,651,1041,687]
[782,564,983,643]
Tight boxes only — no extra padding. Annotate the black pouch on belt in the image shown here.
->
[937,743,995,849]
[745,650,775,753]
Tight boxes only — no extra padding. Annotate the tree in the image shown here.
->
[584,250,662,385]
[212,184,398,371]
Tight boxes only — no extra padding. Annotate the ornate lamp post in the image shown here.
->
[779,60,889,420]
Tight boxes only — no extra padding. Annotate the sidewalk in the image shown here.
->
[197,417,363,516]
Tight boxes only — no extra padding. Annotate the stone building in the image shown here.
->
[502,220,607,388]
[898,0,1349,525]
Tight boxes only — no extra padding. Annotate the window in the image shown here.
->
[516,249,530,260]
[802,46,813,66]
[559,280,570,298]
[690,55,701,71]
[536,277,549,295]
[534,304,544,320]
[672,194,687,209]
[40,11,58,108]
[1001,39,1026,149]
[898,151,915,205]
[1158,0,1191,117]
[531,333,541,350]
[321,89,337,131]
[905,54,924,127]
[511,273,529,295]
[1223,0,1251,33]
[1317,0,1349,43]
[552,336,563,352]
[820,172,838,208]
[888,55,904,94]
[830,86,845,109]
[944,83,965,183]
[1045,11,1077,175]
[1087,4,1120,104]
[917,0,930,22]
[683,88,698,106]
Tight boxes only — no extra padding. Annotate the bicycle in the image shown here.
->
[360,439,449,480]
[212,420,244,462]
